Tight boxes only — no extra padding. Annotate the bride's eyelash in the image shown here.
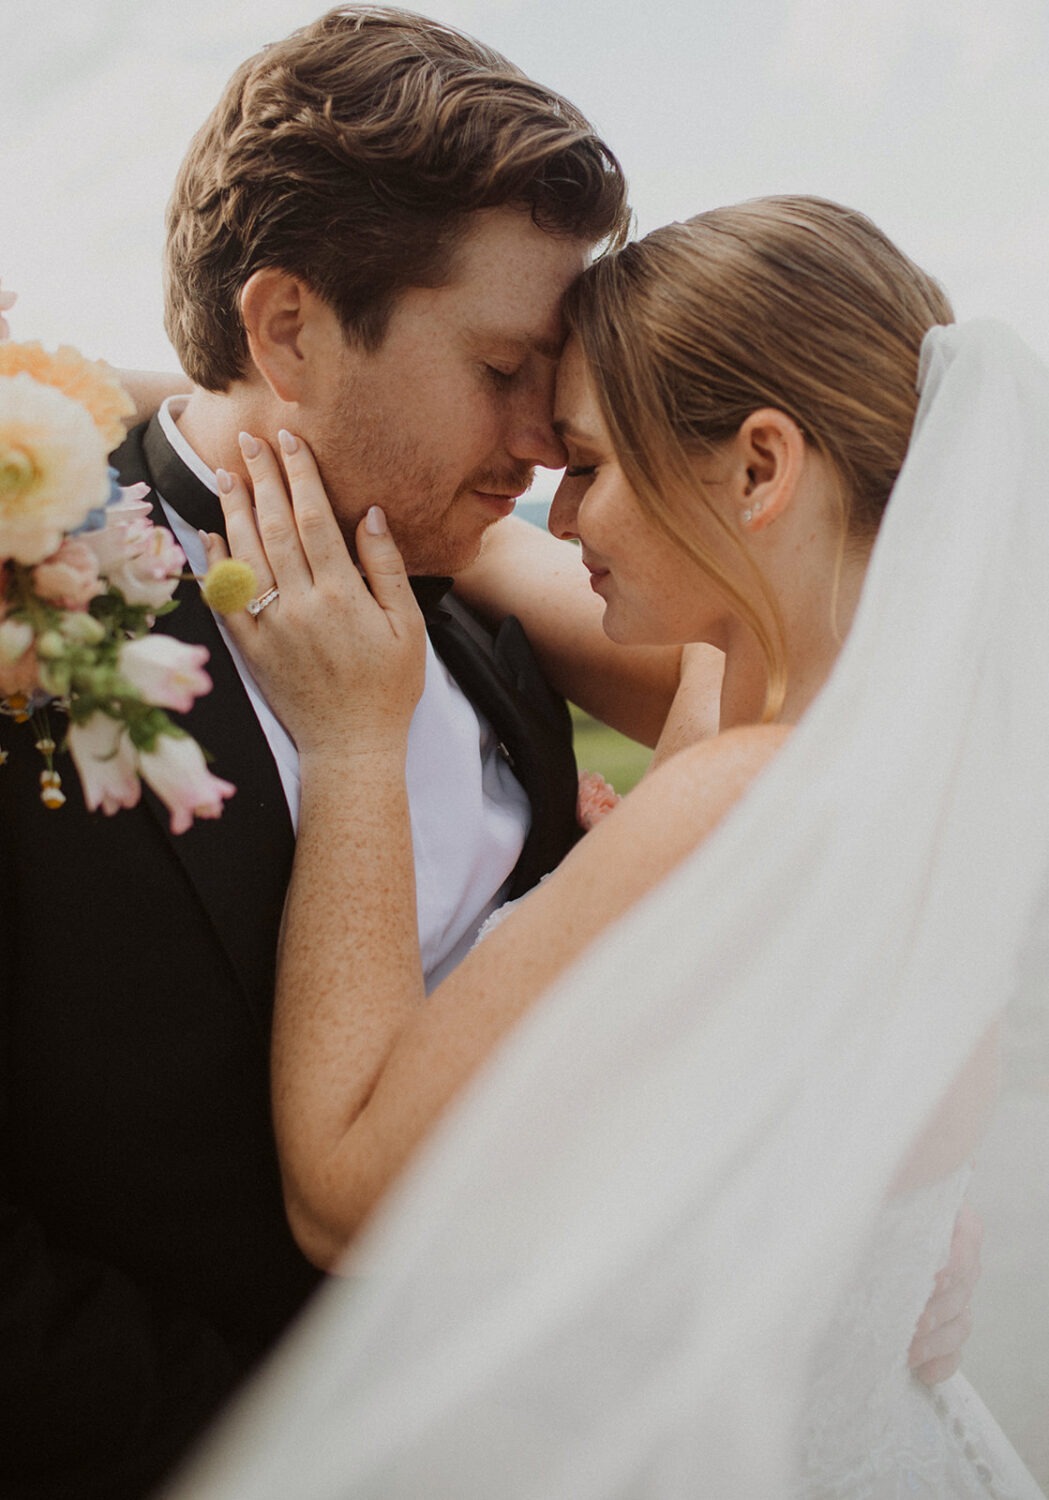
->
[564,465,597,479]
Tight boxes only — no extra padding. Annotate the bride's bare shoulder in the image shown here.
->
[657,720,790,781]
[638,721,791,822]
[564,722,791,898]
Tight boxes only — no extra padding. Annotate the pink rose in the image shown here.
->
[82,498,185,610]
[576,768,621,831]
[67,713,142,816]
[118,635,212,713]
[139,733,235,834]
[32,537,104,610]
[101,519,185,609]
[86,488,152,558]
[80,504,147,575]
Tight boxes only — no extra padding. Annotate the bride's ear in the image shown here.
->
[729,408,807,534]
[239,270,340,405]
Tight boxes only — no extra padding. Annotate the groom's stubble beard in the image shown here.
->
[310,385,535,577]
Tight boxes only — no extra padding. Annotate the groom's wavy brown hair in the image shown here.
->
[566,196,955,718]
[164,5,629,390]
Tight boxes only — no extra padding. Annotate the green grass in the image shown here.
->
[570,704,652,794]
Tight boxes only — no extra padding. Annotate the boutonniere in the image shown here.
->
[576,768,621,830]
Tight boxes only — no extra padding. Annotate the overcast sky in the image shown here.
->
[3,0,1046,401]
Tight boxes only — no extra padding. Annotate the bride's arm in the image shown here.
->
[284,711,784,1265]
[113,369,193,427]
[290,724,782,1264]
[214,435,785,1268]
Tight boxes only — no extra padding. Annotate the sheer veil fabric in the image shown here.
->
[166,322,1049,1498]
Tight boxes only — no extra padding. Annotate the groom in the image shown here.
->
[0,12,631,1499]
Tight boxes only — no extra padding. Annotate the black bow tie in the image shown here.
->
[142,416,453,620]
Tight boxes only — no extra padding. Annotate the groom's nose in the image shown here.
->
[506,369,568,471]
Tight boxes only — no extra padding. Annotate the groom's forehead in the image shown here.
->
[464,323,566,360]
[379,208,587,350]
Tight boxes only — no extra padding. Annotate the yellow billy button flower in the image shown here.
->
[200,559,258,616]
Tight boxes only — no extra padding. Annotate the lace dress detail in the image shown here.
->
[796,1166,1044,1498]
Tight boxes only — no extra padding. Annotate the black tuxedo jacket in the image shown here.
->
[0,419,580,1499]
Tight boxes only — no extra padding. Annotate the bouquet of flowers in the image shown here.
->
[0,283,234,831]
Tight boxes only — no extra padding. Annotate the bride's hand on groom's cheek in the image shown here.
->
[204,431,426,757]
[908,1201,982,1384]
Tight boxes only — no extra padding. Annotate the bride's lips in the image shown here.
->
[582,555,610,593]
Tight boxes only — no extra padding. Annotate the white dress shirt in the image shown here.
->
[157,399,531,989]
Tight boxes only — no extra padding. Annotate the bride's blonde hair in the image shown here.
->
[565,195,954,717]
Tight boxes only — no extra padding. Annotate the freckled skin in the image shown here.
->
[304,208,588,576]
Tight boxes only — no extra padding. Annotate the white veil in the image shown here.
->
[165,321,1049,1497]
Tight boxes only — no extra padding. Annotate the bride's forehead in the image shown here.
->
[553,341,607,437]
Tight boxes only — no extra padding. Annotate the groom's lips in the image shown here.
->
[472,489,521,518]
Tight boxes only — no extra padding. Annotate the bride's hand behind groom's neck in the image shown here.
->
[114,368,193,429]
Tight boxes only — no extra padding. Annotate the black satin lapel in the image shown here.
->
[141,417,226,534]
[113,422,295,1026]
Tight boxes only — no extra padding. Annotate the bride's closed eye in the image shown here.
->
[564,464,597,479]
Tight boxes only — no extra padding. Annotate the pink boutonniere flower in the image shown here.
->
[576,768,621,831]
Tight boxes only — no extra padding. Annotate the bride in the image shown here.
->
[168,197,1048,1496]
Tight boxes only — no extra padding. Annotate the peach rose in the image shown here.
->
[0,341,134,452]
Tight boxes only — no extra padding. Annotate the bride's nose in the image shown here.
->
[548,475,581,540]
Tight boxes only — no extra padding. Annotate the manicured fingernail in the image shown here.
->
[365,505,386,535]
[238,431,260,458]
[215,468,234,494]
[278,428,299,455]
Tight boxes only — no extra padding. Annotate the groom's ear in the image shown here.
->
[239,269,341,405]
[728,408,807,534]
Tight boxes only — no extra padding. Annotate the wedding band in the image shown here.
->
[246,585,280,617]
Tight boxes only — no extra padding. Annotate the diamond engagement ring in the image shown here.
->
[246,585,280,617]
